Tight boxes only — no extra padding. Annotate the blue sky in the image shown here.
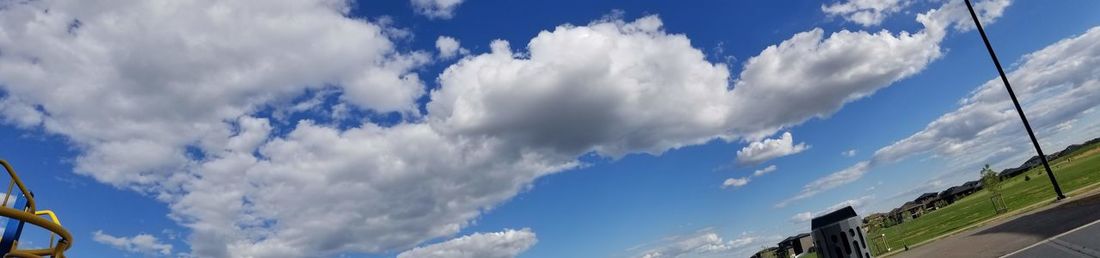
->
[0,0,1099,257]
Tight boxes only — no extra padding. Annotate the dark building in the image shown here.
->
[776,233,814,258]
[811,206,871,258]
[751,247,779,258]
[916,192,939,210]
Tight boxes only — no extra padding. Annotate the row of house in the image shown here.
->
[863,136,1099,228]
[750,233,813,258]
[999,136,1100,178]
[864,180,984,227]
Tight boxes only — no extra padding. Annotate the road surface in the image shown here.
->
[890,189,1100,258]
[1003,218,1100,257]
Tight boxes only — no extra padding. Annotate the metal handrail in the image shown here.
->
[0,160,70,257]
[0,208,71,258]
[0,161,35,212]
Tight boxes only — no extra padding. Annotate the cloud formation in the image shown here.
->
[635,230,758,258]
[753,165,779,177]
[736,132,809,165]
[436,36,470,59]
[412,0,465,19]
[0,0,1015,256]
[0,0,427,190]
[92,231,173,256]
[779,161,871,207]
[429,16,736,159]
[726,15,945,139]
[722,177,751,189]
[822,0,913,26]
[822,0,1010,29]
[396,229,537,258]
[784,2,1100,208]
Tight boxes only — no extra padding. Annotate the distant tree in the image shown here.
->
[981,164,1003,195]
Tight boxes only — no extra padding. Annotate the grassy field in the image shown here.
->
[866,142,1100,256]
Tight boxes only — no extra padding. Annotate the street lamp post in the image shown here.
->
[963,0,1066,200]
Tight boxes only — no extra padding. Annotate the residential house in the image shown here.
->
[776,233,814,258]
[751,247,779,258]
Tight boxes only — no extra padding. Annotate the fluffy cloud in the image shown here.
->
[92,231,173,256]
[2,11,743,257]
[873,24,1100,173]
[785,6,1100,208]
[842,149,858,157]
[429,16,738,159]
[722,177,751,189]
[926,0,1012,32]
[822,0,913,26]
[436,36,470,59]
[736,132,809,165]
[727,20,947,139]
[779,161,871,207]
[412,0,465,19]
[636,230,758,258]
[873,26,1100,167]
[396,229,537,258]
[753,165,778,177]
[0,0,1020,256]
[822,0,1010,29]
[726,0,1009,143]
[0,0,427,191]
[0,0,438,256]
[173,122,574,257]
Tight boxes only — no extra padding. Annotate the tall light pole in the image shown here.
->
[964,0,1066,200]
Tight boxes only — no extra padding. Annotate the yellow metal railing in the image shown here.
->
[0,160,71,258]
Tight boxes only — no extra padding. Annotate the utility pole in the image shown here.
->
[964,0,1065,200]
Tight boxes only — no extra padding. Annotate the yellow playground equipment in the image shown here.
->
[0,160,72,258]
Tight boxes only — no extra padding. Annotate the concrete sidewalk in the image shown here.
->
[890,190,1100,258]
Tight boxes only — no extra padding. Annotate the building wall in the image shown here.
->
[797,235,814,254]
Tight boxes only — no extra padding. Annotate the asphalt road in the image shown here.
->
[1003,218,1100,258]
[890,189,1100,258]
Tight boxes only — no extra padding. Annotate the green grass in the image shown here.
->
[867,142,1100,256]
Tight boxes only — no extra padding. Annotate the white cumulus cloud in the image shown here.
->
[428,16,737,159]
[436,36,470,59]
[396,229,537,258]
[93,230,173,256]
[412,0,465,19]
[722,177,751,189]
[822,0,1010,29]
[635,230,759,258]
[778,0,1017,206]
[753,165,778,177]
[822,0,914,27]
[0,0,1019,255]
[736,132,809,165]
[783,3,1100,208]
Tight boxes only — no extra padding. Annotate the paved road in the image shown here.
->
[1003,219,1100,258]
[891,190,1100,258]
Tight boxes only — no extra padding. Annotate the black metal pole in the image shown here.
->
[964,0,1066,200]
